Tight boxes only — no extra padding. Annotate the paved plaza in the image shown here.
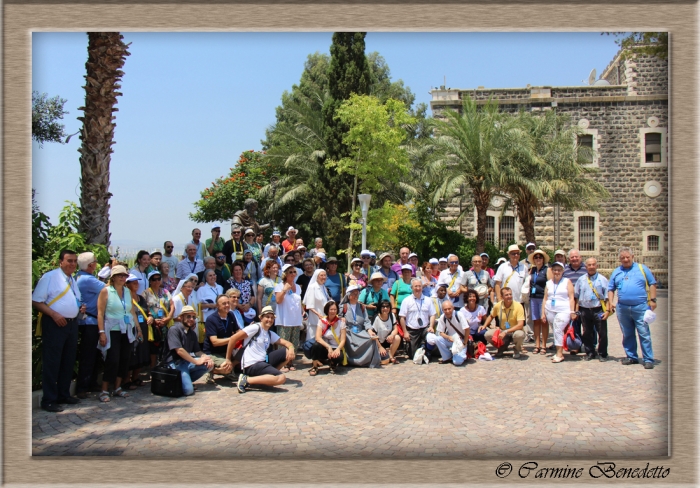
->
[32,297,668,458]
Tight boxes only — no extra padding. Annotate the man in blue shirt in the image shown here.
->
[574,257,610,361]
[607,247,658,369]
[75,252,106,398]
[324,257,347,304]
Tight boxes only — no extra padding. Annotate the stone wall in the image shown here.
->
[433,50,668,271]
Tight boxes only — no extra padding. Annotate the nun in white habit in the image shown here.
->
[303,269,331,341]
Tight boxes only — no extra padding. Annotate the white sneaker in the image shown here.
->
[513,352,521,359]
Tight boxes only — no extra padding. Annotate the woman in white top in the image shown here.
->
[541,261,577,363]
[368,300,402,364]
[302,269,330,342]
[129,250,151,297]
[197,269,223,323]
[308,301,347,375]
[274,264,304,370]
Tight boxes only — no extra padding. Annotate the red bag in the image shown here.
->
[475,342,487,359]
[492,329,504,349]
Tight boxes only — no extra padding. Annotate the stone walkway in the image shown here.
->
[32,298,667,458]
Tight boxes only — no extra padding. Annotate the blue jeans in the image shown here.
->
[170,360,212,396]
[435,336,467,365]
[617,303,654,363]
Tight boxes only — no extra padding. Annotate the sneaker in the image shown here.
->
[237,373,248,393]
[598,356,608,362]
[513,352,521,359]
[644,362,654,370]
[583,355,593,361]
[205,372,216,384]
[621,358,639,365]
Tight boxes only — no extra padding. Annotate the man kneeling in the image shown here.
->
[478,287,526,359]
[434,300,468,365]
[164,305,214,395]
[224,306,295,394]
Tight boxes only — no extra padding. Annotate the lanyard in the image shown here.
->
[209,285,218,296]
[500,304,512,327]
[188,260,196,273]
[64,273,78,298]
[220,314,228,334]
[475,270,483,283]
[349,303,357,323]
[414,297,424,315]
[118,288,127,314]
[552,279,562,297]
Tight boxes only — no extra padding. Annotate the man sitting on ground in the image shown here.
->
[223,306,296,394]
[163,305,214,395]
[478,287,526,358]
[202,295,240,383]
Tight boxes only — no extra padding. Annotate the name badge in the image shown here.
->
[124,315,131,324]
[531,287,536,295]
[505,324,510,329]
[157,309,164,318]
[352,326,359,333]
[138,315,145,323]
[551,299,556,307]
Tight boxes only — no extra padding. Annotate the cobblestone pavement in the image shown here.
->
[32,298,667,458]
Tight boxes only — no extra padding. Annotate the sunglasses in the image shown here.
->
[449,261,459,265]
[534,255,543,259]
[149,277,162,281]
[216,256,226,260]
[165,246,173,249]
[353,263,361,267]
[287,270,297,275]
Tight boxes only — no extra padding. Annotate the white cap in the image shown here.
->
[351,257,362,265]
[408,253,418,259]
[369,252,376,258]
[126,273,139,283]
[281,264,294,273]
[526,242,536,249]
[360,249,371,256]
[401,264,413,271]
[429,258,439,265]
[98,265,112,279]
[439,257,447,263]
[316,252,326,262]
[346,284,361,294]
[211,222,221,230]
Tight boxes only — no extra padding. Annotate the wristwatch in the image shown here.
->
[650,298,657,303]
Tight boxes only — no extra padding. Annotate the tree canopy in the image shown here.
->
[32,91,68,146]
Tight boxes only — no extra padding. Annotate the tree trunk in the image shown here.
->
[474,188,491,254]
[77,32,130,245]
[516,197,537,246]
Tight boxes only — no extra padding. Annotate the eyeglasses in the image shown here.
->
[232,232,241,235]
[288,270,297,275]
[150,277,162,281]
[448,261,459,265]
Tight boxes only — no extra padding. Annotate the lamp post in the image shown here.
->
[358,193,371,252]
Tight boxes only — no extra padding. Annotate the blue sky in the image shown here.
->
[32,32,623,254]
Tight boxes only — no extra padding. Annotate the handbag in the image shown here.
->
[521,274,532,297]
[150,366,184,398]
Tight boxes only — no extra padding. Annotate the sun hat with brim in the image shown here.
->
[272,229,281,236]
[147,270,162,280]
[326,256,338,264]
[507,244,521,253]
[351,257,362,265]
[346,284,361,294]
[244,228,255,236]
[180,305,197,315]
[126,273,139,283]
[369,252,376,258]
[369,272,387,283]
[286,226,298,236]
[551,261,565,269]
[401,264,413,272]
[531,249,550,264]
[378,252,392,262]
[110,265,128,276]
[260,306,276,317]
[243,249,253,255]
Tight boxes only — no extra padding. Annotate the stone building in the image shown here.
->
[429,47,668,284]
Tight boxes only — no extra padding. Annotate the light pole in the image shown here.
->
[358,194,371,252]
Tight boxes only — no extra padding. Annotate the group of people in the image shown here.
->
[32,221,659,412]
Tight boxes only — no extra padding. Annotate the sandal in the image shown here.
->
[540,348,547,355]
[99,391,111,403]
[438,358,452,364]
[287,365,297,372]
[308,366,318,376]
[533,347,540,354]
[113,387,129,398]
[389,357,398,364]
[551,355,565,363]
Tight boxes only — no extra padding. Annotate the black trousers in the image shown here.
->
[41,315,79,404]
[407,327,428,360]
[309,342,340,367]
[103,331,132,384]
[76,325,101,393]
[579,306,608,358]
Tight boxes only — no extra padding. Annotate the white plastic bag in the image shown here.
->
[643,309,657,324]
[479,352,494,361]
[451,334,465,355]
[413,347,426,365]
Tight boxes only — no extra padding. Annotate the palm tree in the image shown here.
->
[500,110,609,244]
[431,96,530,253]
[77,32,130,245]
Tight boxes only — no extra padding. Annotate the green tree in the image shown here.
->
[32,91,68,146]
[500,110,610,245]
[605,32,668,60]
[431,96,530,253]
[77,32,130,246]
[190,150,271,224]
[332,94,414,258]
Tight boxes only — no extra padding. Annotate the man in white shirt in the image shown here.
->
[260,245,283,277]
[187,228,206,261]
[223,306,296,393]
[32,249,87,412]
[437,254,465,311]
[176,243,205,279]
[494,244,528,304]
[263,229,283,258]
[161,241,179,278]
[399,279,436,361]
[434,300,468,365]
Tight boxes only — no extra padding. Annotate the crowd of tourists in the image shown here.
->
[32,222,659,412]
